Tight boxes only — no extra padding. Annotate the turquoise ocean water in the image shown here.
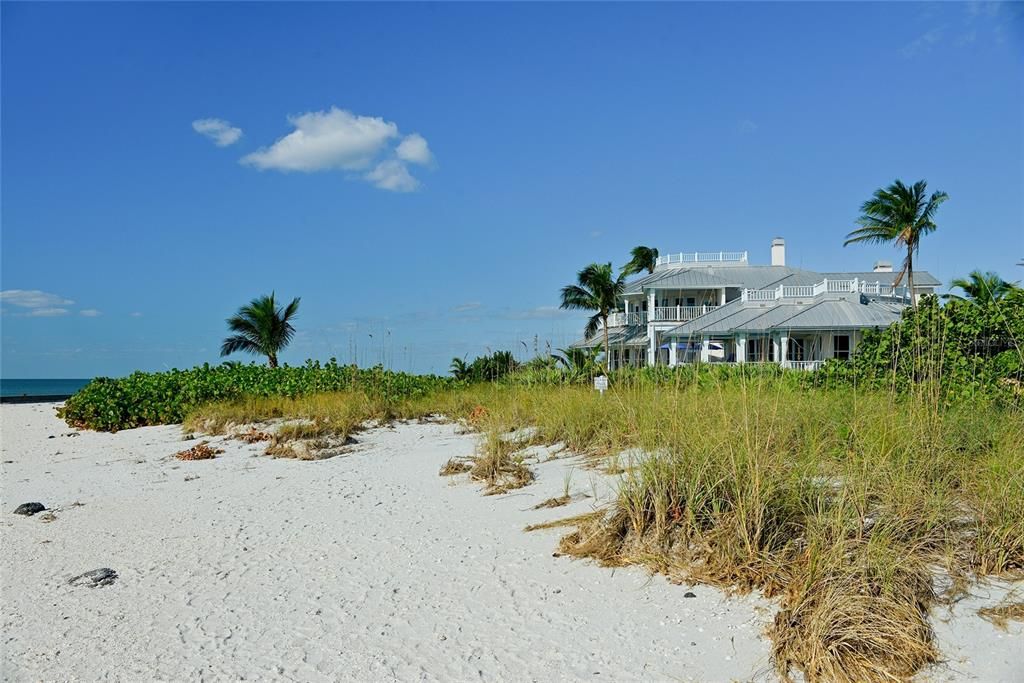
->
[1,379,91,397]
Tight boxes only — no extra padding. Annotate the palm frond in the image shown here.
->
[220,293,300,365]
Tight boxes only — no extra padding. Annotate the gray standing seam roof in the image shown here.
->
[569,326,648,349]
[623,266,940,295]
[665,295,906,337]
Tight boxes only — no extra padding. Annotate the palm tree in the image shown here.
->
[560,263,626,371]
[844,179,948,308]
[622,245,660,276]
[554,346,601,379]
[943,270,1020,306]
[449,357,471,381]
[220,293,300,368]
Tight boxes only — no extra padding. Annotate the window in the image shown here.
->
[747,338,774,362]
[788,338,805,361]
[687,297,696,307]
[833,335,850,360]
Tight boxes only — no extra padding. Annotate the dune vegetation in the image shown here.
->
[174,371,1024,681]
[56,281,1023,680]
[440,380,1023,682]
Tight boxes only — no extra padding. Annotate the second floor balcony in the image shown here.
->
[604,304,719,328]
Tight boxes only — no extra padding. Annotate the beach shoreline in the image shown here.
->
[1,403,1019,681]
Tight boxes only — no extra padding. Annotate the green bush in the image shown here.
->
[812,294,1024,405]
[59,359,458,431]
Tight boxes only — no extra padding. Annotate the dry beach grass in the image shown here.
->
[181,377,1024,681]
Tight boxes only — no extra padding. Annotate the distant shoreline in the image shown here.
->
[0,395,71,404]
[0,379,89,401]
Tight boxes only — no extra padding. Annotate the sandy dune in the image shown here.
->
[1,403,1020,681]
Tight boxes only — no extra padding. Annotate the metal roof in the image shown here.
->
[622,268,738,294]
[569,326,648,349]
[665,294,906,337]
[623,265,940,294]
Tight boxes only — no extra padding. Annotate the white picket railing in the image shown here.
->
[652,305,717,322]
[782,360,826,371]
[655,251,748,267]
[741,277,910,303]
[604,304,721,328]
[604,311,647,328]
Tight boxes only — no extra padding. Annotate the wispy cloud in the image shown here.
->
[240,107,434,192]
[1,289,74,309]
[902,27,945,57]
[737,119,758,134]
[79,309,102,317]
[192,118,243,147]
[453,301,482,313]
[903,2,1013,57]
[130,312,143,318]
[1,289,74,316]
[24,307,71,317]
[500,306,573,321]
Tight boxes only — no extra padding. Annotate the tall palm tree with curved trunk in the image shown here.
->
[943,270,1020,306]
[221,293,300,368]
[844,179,948,308]
[622,246,659,276]
[560,263,626,372]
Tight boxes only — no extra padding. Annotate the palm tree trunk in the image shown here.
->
[268,354,278,369]
[907,246,916,308]
[603,315,610,373]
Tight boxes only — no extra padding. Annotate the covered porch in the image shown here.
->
[661,330,859,370]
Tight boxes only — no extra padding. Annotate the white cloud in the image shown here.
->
[240,107,434,192]
[192,118,243,147]
[501,306,573,321]
[80,309,102,317]
[453,302,482,313]
[242,107,398,172]
[1,289,74,310]
[396,133,433,166]
[902,27,944,57]
[365,160,420,192]
[131,312,143,317]
[26,308,70,317]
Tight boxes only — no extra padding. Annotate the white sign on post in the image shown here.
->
[594,375,608,395]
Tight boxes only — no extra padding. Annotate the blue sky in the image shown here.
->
[2,1,1022,378]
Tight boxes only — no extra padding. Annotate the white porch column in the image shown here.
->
[699,336,710,363]
[736,334,747,364]
[719,288,726,306]
[646,289,658,365]
[779,334,789,368]
[772,334,780,364]
[669,340,678,367]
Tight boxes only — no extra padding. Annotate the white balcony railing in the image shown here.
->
[604,311,647,328]
[655,251,748,267]
[653,305,718,322]
[782,360,826,371]
[603,304,720,328]
[740,278,910,303]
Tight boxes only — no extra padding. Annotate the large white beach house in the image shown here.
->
[571,239,939,370]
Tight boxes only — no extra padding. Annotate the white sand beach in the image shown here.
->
[1,403,1020,682]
